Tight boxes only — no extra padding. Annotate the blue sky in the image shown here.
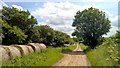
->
[1,0,119,37]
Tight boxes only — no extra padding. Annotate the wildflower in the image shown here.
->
[114,58,118,61]
[106,58,109,61]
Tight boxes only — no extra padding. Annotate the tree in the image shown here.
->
[114,31,120,43]
[2,6,37,30]
[2,20,27,45]
[2,6,37,44]
[31,25,74,47]
[31,25,55,46]
[72,7,111,48]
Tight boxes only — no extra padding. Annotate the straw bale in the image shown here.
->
[27,43,40,52]
[34,43,41,52]
[13,45,29,55]
[26,46,34,53]
[35,43,46,52]
[3,46,21,59]
[0,47,10,61]
[39,43,46,50]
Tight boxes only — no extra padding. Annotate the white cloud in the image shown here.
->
[104,10,113,17]
[0,1,8,7]
[0,1,24,11]
[31,1,98,36]
[110,16,118,22]
[0,1,8,9]
[109,16,118,27]
[81,0,119,2]
[12,5,24,11]
[103,25,118,37]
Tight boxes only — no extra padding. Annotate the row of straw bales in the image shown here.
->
[0,43,46,62]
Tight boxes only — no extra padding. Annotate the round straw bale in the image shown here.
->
[26,46,34,53]
[0,47,10,62]
[36,43,46,52]
[39,43,46,50]
[34,43,42,52]
[27,43,40,52]
[12,45,29,55]
[3,46,21,59]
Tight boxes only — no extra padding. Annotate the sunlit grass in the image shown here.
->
[61,45,76,53]
[80,39,119,67]
[2,47,63,67]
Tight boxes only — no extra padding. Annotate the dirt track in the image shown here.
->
[51,44,91,68]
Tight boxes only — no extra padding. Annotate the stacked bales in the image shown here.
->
[26,46,34,53]
[39,43,46,52]
[0,43,46,62]
[27,43,41,52]
[34,43,42,52]
[3,46,21,59]
[12,45,29,55]
[0,47,10,62]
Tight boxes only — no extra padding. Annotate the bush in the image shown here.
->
[2,20,27,45]
[83,37,119,66]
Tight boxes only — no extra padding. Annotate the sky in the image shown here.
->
[0,0,119,37]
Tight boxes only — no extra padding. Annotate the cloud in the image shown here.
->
[109,16,118,27]
[12,5,24,11]
[81,0,119,2]
[103,25,118,37]
[104,10,113,17]
[0,1,8,7]
[2,0,119,2]
[31,1,98,36]
[0,1,8,9]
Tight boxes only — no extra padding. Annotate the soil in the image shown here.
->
[51,44,91,68]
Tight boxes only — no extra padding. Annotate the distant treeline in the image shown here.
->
[1,6,75,47]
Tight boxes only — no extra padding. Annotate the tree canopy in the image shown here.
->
[72,7,111,48]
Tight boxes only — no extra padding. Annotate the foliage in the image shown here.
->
[72,37,83,43]
[2,6,37,30]
[2,20,27,44]
[61,45,76,53]
[2,6,37,44]
[72,7,111,48]
[31,25,75,47]
[80,35,120,66]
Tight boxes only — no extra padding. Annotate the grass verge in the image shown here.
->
[2,47,63,67]
[61,45,76,53]
[80,39,119,67]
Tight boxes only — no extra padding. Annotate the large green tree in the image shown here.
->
[2,20,27,44]
[2,6,37,44]
[72,7,111,48]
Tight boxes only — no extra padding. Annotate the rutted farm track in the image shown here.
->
[52,44,91,68]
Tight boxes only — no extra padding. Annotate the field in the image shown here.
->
[2,45,76,66]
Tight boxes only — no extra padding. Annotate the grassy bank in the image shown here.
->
[3,47,63,67]
[80,38,119,67]
[3,45,76,66]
